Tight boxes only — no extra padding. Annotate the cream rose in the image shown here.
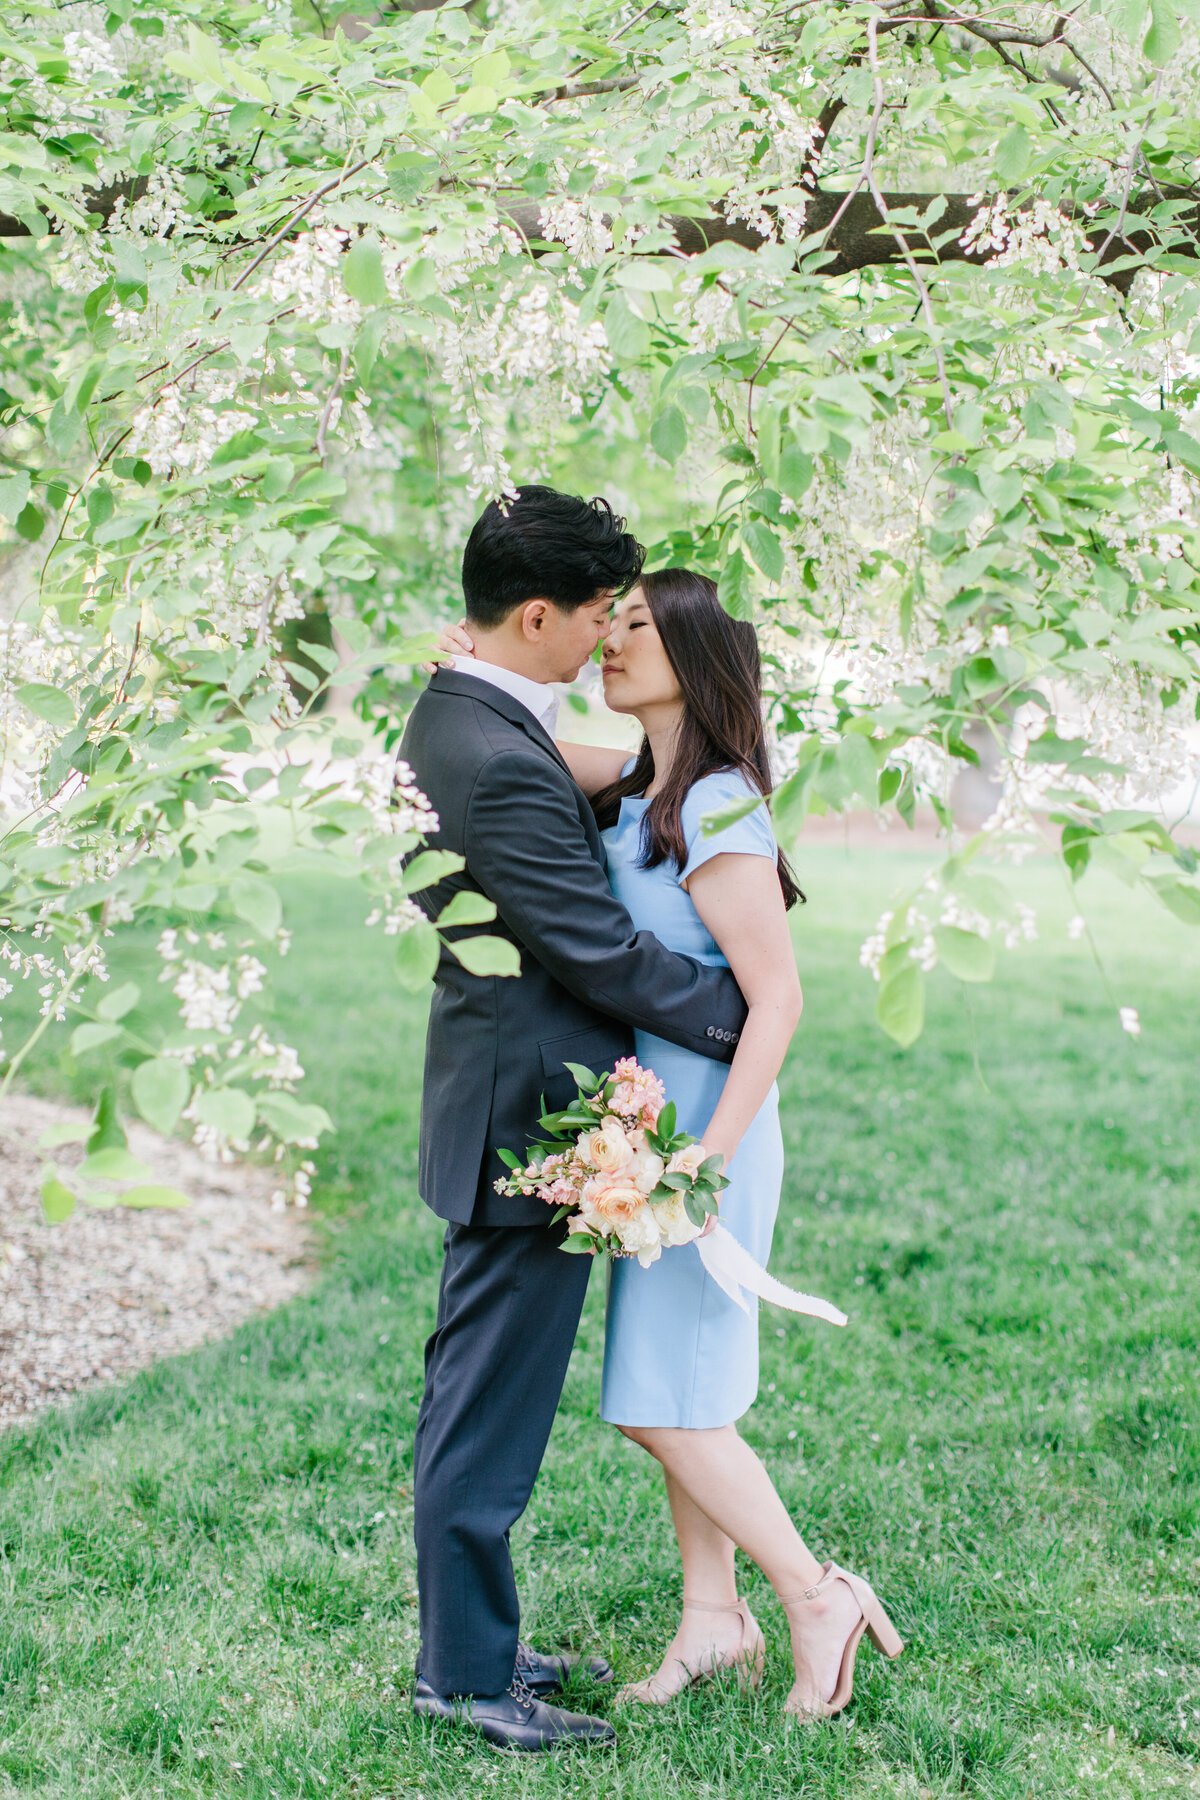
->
[614,1204,664,1267]
[652,1187,702,1248]
[584,1115,635,1175]
[628,1145,666,1196]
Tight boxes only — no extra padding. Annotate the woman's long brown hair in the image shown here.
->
[591,567,804,909]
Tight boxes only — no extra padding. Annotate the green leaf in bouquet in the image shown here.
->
[659,1171,691,1190]
[496,1147,523,1170]
[698,1153,725,1176]
[649,1181,676,1203]
[562,1062,599,1090]
[560,1234,596,1254]
[657,1100,677,1138]
[684,1191,710,1228]
[524,1137,563,1161]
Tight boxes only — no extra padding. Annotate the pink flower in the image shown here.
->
[541,1177,578,1209]
[610,1058,666,1123]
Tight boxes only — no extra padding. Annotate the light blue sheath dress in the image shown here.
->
[599,766,784,1430]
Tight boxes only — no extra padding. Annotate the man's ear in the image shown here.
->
[519,599,550,639]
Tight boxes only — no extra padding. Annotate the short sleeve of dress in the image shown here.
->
[679,769,777,884]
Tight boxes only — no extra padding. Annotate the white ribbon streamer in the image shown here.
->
[696,1223,848,1327]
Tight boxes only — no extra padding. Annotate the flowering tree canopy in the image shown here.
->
[2,0,1199,1210]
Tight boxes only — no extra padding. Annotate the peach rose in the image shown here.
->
[584,1116,635,1176]
[667,1143,709,1181]
[585,1180,646,1225]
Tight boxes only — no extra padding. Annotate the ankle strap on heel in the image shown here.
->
[682,1596,748,1615]
[778,1561,836,1607]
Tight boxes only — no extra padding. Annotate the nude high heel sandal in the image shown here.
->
[617,1598,767,1705]
[779,1562,903,1719]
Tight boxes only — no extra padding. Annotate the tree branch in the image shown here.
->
[5,180,1195,296]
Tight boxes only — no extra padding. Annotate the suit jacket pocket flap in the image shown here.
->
[539,1026,624,1083]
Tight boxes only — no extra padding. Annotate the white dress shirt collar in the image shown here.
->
[449,655,559,738]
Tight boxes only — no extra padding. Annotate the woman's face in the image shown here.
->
[601,587,682,717]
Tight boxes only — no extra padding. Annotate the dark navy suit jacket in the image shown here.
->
[399,666,748,1226]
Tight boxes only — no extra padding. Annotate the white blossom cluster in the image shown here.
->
[677,275,735,352]
[960,194,1090,277]
[199,550,307,647]
[433,278,610,498]
[271,1158,315,1211]
[681,0,771,54]
[157,930,266,1038]
[859,880,1037,982]
[56,167,192,304]
[129,371,260,477]
[230,1022,305,1089]
[365,897,426,936]
[181,1090,249,1165]
[0,620,77,816]
[356,753,438,840]
[538,199,614,268]
[263,225,364,330]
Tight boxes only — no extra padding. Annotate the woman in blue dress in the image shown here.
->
[436,569,901,1720]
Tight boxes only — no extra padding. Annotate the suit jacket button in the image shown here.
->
[706,1026,714,1038]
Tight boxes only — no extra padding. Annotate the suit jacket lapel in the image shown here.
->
[428,667,573,779]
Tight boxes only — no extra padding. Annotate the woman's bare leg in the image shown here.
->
[618,1469,749,1698]
[619,1422,862,1703]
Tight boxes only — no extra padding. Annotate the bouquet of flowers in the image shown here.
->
[494,1056,728,1268]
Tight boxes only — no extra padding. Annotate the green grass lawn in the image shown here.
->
[1,848,1197,1799]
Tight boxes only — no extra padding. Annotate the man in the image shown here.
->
[401,485,747,1752]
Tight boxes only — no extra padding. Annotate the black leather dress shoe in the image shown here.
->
[515,1641,615,1697]
[411,1675,615,1752]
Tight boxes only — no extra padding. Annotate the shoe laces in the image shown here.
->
[507,1675,539,1710]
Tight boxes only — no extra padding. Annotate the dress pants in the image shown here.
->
[413,1217,593,1698]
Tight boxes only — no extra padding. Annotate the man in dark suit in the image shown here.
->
[401,486,747,1752]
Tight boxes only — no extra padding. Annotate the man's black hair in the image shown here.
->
[461,485,645,628]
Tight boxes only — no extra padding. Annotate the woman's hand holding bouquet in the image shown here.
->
[494,1057,728,1268]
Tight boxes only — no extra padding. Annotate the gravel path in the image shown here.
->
[0,1093,312,1430]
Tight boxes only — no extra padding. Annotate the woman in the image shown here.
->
[435,568,901,1718]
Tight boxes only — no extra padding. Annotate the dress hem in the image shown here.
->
[599,1398,755,1431]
